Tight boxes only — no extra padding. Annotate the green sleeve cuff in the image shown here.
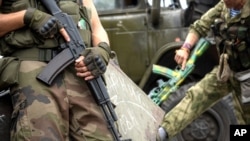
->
[98,42,111,57]
[189,28,201,39]
[23,8,36,25]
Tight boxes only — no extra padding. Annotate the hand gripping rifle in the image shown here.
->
[36,0,124,140]
[148,38,210,105]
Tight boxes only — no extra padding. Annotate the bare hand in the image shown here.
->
[174,49,189,70]
[59,28,70,42]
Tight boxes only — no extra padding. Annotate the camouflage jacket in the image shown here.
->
[189,0,250,37]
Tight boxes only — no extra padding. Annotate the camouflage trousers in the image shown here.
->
[161,66,250,138]
[10,61,112,141]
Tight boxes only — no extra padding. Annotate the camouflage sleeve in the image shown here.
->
[189,0,224,37]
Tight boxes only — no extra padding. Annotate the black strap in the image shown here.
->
[11,48,58,62]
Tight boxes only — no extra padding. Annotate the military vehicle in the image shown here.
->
[94,0,237,141]
[0,0,237,141]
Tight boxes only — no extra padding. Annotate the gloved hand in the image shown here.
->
[81,42,111,77]
[24,8,63,38]
[156,127,168,141]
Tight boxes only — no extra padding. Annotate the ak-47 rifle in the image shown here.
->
[148,38,211,105]
[36,0,123,140]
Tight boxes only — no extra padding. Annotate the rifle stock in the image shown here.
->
[149,38,210,105]
[36,0,123,140]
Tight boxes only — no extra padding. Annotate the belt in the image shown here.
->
[11,47,59,62]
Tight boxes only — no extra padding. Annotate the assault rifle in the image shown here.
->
[36,0,123,140]
[148,38,210,105]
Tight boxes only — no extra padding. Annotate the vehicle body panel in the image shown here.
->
[98,1,189,83]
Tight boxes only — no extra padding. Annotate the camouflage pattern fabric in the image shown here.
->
[9,61,112,141]
[160,0,250,138]
[161,66,250,138]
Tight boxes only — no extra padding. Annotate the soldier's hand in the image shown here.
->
[174,47,190,70]
[75,42,111,80]
[24,8,67,39]
[75,43,111,80]
[75,55,95,81]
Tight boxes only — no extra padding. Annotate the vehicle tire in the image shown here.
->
[160,82,237,141]
[0,90,12,141]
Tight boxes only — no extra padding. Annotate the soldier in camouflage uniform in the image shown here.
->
[157,0,250,140]
[0,0,113,140]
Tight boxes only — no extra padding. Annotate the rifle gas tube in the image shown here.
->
[36,0,123,140]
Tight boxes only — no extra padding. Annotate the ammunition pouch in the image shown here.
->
[227,41,250,72]
[234,69,250,104]
[227,26,249,41]
[235,42,250,68]
[0,57,20,91]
